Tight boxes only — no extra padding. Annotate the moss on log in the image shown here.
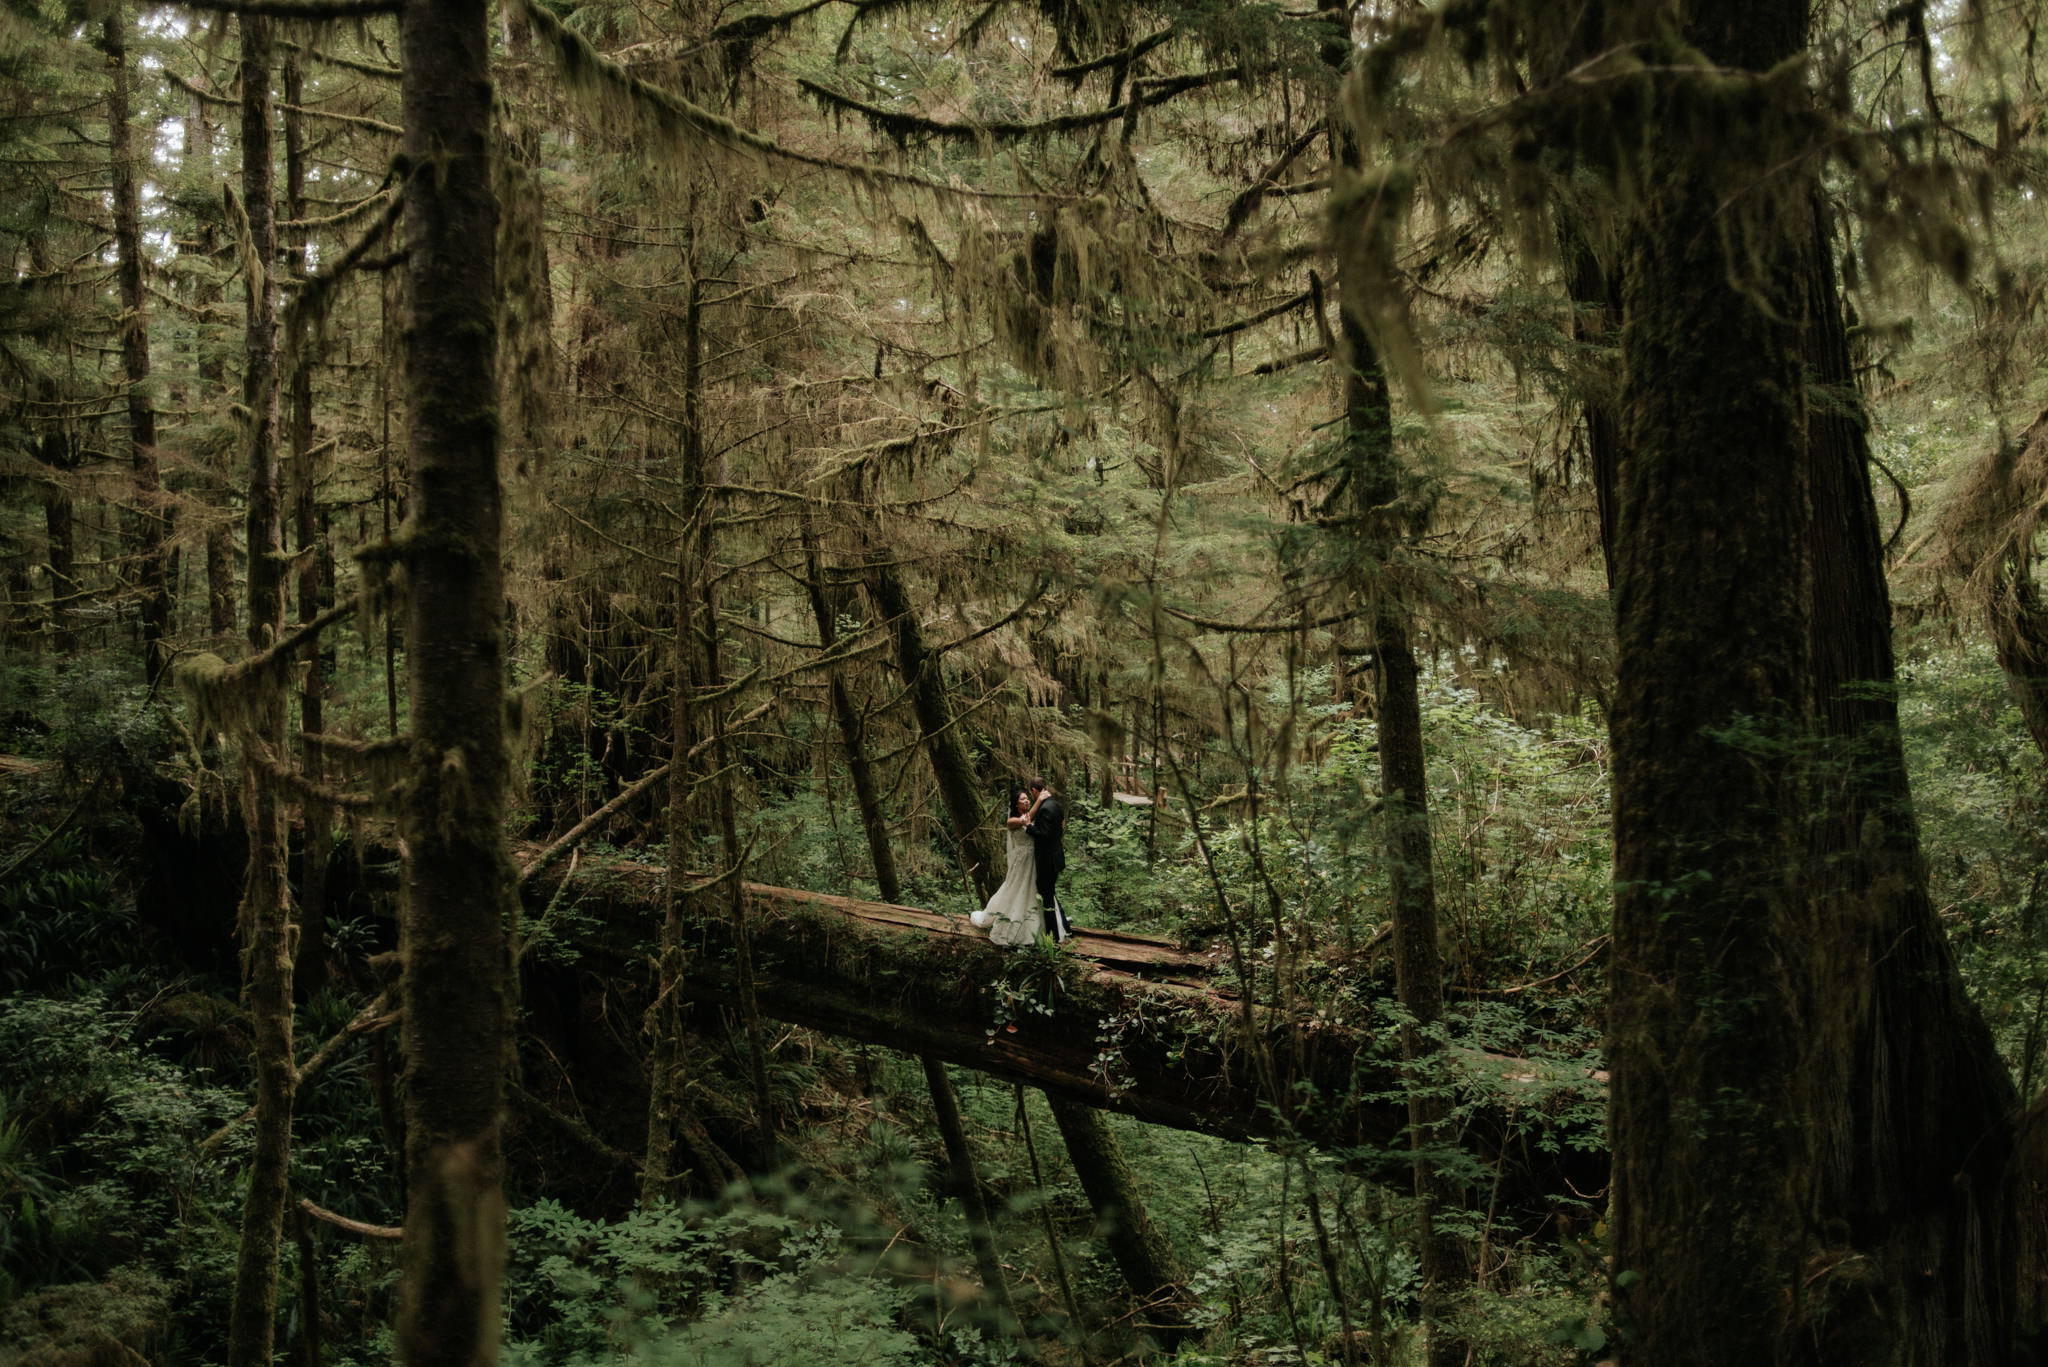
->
[531,860,1605,1221]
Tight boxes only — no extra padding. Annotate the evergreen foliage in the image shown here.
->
[0,0,2044,1362]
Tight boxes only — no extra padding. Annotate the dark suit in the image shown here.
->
[1026,793,1072,940]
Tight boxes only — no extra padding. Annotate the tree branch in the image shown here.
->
[171,0,402,16]
[298,1197,402,1240]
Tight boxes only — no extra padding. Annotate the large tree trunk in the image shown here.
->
[1606,4,2018,1362]
[540,867,1606,1219]
[1796,200,2019,1366]
[103,5,169,678]
[226,21,295,1367]
[395,0,514,1360]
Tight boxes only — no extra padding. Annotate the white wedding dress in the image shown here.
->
[971,828,1040,947]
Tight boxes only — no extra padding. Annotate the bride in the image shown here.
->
[971,789,1042,947]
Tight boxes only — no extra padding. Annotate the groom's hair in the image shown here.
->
[1028,776,1048,793]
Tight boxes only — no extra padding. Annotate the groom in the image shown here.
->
[1025,776,1074,942]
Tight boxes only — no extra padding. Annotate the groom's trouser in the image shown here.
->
[1036,856,1071,938]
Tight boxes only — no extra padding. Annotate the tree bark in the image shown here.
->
[1044,1095,1194,1345]
[801,521,901,902]
[36,417,76,655]
[226,20,296,1367]
[178,89,236,641]
[1796,198,2019,1366]
[1327,38,1462,1358]
[867,552,996,901]
[1606,4,2018,1362]
[922,1057,1022,1334]
[103,5,169,678]
[285,49,330,1002]
[395,0,513,1359]
[541,866,1604,1217]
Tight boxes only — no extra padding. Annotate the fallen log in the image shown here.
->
[529,860,1607,1220]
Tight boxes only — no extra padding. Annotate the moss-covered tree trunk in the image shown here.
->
[225,20,295,1367]
[1794,199,2019,1363]
[1609,19,1823,1360]
[1607,4,2017,1362]
[1326,51,1462,1361]
[394,0,514,1358]
[171,85,235,639]
[800,521,901,902]
[103,5,168,678]
[1044,1096,1193,1346]
[867,551,995,901]
[284,51,330,1002]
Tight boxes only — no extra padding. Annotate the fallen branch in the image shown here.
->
[298,1197,401,1240]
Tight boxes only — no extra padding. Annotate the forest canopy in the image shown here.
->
[1,0,2045,1365]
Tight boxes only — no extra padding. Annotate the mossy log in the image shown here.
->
[534,860,1605,1220]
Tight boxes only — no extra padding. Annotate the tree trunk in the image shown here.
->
[1044,1095,1194,1345]
[285,50,330,1002]
[38,418,76,655]
[867,552,996,901]
[103,5,169,678]
[1560,218,1624,590]
[1327,52,1463,1359]
[226,20,296,1367]
[1606,4,2018,1362]
[922,1057,1021,1334]
[1796,198,2020,1365]
[803,527,1014,1315]
[646,222,770,1191]
[182,91,236,642]
[801,521,901,902]
[395,0,513,1359]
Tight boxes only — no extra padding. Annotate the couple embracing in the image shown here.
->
[970,777,1074,946]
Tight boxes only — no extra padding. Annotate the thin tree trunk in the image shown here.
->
[802,527,1014,1317]
[284,52,329,1000]
[226,20,295,1367]
[1326,38,1463,1357]
[39,421,76,655]
[294,1205,324,1367]
[103,5,169,677]
[922,1058,1022,1334]
[867,552,995,901]
[394,0,513,1357]
[800,521,900,901]
[1044,1096,1193,1346]
[183,87,236,641]
[646,224,770,1191]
